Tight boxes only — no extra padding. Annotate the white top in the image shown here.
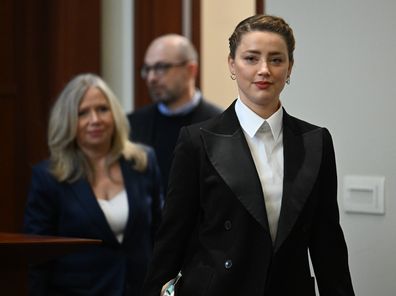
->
[235,99,284,242]
[97,189,129,243]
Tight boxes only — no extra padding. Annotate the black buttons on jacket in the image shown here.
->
[224,259,233,269]
[223,220,232,270]
[224,220,232,230]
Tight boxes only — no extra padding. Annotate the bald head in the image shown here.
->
[145,34,198,64]
[143,34,199,110]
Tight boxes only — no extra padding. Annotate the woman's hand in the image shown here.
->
[160,280,172,296]
[160,272,182,296]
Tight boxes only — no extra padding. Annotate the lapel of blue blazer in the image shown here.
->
[200,101,270,235]
[69,157,138,246]
[70,177,119,245]
[119,157,140,244]
[273,111,323,252]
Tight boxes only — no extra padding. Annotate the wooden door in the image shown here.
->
[134,0,185,108]
[0,0,100,233]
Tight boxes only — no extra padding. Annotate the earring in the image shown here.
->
[286,77,291,85]
[230,73,236,80]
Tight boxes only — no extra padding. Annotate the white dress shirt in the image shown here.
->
[235,99,284,242]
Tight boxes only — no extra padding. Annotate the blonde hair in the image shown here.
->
[48,73,147,182]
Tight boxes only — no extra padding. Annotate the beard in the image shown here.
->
[148,85,181,106]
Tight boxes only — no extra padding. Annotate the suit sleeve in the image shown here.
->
[23,163,59,295]
[142,127,200,296]
[309,129,355,296]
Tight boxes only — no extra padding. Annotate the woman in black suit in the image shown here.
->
[142,15,355,296]
[24,73,163,295]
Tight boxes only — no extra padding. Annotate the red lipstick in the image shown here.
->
[254,81,271,90]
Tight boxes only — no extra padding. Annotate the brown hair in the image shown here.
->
[229,14,295,62]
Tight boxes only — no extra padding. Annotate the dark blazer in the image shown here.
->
[127,97,222,191]
[24,148,163,296]
[143,101,355,296]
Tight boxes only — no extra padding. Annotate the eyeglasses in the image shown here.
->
[140,61,188,79]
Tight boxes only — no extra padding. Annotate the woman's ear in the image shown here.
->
[287,60,294,76]
[228,55,235,75]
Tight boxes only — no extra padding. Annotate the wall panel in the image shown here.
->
[0,0,101,234]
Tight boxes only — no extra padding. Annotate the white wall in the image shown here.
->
[266,1,396,295]
[101,0,134,113]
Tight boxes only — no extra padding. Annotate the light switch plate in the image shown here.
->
[343,175,385,215]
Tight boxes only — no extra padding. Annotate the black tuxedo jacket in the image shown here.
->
[24,149,163,296]
[143,101,354,296]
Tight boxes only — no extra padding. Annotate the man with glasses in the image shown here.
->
[128,34,221,191]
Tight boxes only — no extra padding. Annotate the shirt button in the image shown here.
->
[224,259,233,269]
[224,220,232,230]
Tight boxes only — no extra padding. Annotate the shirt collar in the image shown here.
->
[235,98,283,139]
[157,89,201,116]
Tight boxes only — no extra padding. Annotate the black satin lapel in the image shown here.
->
[274,126,323,252]
[119,158,138,243]
[201,128,269,232]
[70,179,118,244]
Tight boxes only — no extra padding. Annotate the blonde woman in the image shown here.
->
[24,73,163,295]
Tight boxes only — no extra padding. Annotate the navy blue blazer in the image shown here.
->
[143,101,354,296]
[24,147,163,296]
